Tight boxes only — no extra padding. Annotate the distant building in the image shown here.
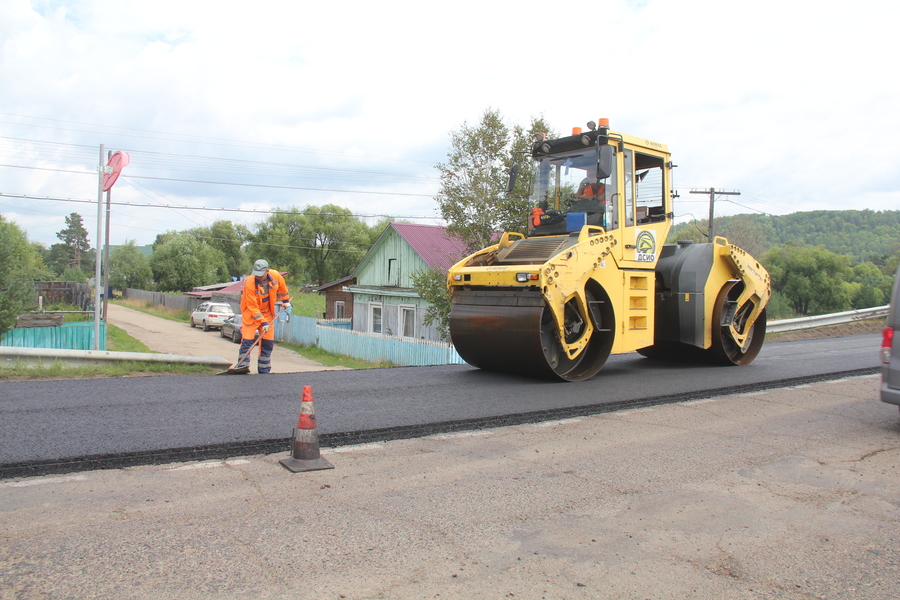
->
[316,276,356,320]
[324,223,468,342]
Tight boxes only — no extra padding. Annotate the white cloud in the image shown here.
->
[1,0,899,250]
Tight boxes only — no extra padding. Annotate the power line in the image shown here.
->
[0,163,437,197]
[121,174,435,196]
[0,135,441,182]
[689,188,740,238]
[0,192,442,220]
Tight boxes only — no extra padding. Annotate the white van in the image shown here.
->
[880,264,900,409]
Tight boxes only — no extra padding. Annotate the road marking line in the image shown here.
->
[325,443,383,453]
[5,474,88,488]
[679,398,718,406]
[430,430,494,440]
[534,418,582,427]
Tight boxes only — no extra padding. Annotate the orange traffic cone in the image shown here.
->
[280,385,335,473]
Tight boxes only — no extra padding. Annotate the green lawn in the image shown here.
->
[287,292,325,318]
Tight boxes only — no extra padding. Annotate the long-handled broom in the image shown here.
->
[217,307,285,375]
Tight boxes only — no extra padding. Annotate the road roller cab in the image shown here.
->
[447,119,771,381]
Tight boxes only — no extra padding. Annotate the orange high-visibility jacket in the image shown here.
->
[240,269,291,325]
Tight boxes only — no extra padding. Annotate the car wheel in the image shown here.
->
[232,330,241,343]
[190,318,195,328]
[203,320,210,332]
[220,328,226,338]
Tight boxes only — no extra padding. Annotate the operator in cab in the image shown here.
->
[574,177,605,200]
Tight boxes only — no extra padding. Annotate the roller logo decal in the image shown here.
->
[635,230,656,262]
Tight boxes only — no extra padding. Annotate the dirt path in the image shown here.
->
[105,303,343,374]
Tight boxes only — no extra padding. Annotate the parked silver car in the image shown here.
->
[880,264,900,410]
[190,302,235,331]
[220,315,242,343]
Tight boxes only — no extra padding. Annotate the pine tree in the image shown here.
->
[56,213,92,270]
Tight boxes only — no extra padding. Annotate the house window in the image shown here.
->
[369,303,383,334]
[334,301,345,319]
[400,305,416,338]
[388,258,400,286]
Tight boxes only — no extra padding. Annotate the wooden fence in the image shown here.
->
[33,281,94,310]
[124,289,203,313]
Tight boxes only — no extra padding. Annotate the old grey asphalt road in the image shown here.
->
[2,375,898,599]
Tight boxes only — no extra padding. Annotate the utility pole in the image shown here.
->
[93,144,105,350]
[689,187,740,239]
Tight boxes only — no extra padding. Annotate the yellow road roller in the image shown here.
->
[447,119,771,381]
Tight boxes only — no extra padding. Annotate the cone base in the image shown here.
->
[279,456,334,473]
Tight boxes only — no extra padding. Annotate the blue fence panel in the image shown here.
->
[0,321,107,350]
[281,315,318,346]
[278,315,465,366]
[314,326,465,366]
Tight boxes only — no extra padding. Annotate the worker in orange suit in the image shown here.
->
[236,259,291,374]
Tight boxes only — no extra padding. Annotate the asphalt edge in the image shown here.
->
[0,367,880,480]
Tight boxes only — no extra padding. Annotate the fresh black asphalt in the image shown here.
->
[0,335,881,477]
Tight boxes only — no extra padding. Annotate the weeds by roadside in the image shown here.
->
[110,298,191,323]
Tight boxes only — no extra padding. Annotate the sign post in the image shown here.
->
[93,148,130,350]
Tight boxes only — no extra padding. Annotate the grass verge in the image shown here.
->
[107,324,154,353]
[0,360,216,381]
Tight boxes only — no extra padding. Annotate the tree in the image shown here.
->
[248,205,370,284]
[435,108,552,254]
[149,234,228,292]
[410,267,453,340]
[184,220,249,279]
[245,208,310,282]
[109,240,153,290]
[59,266,89,284]
[0,215,50,334]
[56,213,92,271]
[763,243,853,315]
[298,205,371,284]
[848,261,888,309]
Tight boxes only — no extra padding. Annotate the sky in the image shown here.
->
[1,0,898,252]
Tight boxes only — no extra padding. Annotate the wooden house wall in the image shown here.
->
[355,229,429,288]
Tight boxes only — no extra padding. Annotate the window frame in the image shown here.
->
[399,304,416,338]
[369,302,383,334]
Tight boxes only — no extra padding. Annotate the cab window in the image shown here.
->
[634,152,666,223]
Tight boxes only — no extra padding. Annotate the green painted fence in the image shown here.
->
[0,322,106,351]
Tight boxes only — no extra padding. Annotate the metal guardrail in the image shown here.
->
[767,306,889,333]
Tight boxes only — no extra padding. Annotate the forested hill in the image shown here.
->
[668,209,900,266]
